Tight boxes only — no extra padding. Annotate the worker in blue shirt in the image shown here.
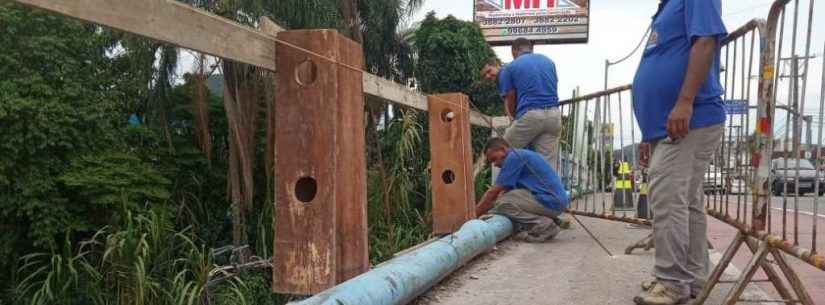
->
[475,138,569,243]
[480,38,562,167]
[632,1,727,304]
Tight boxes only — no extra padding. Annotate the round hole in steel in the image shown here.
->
[295,177,317,203]
[442,170,456,185]
[440,109,455,123]
[295,59,318,86]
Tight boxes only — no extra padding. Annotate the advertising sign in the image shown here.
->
[474,0,590,45]
[724,99,748,115]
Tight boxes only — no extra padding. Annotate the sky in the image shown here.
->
[410,0,822,98]
[173,0,825,146]
[405,0,825,146]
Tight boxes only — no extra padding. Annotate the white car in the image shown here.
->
[703,165,724,194]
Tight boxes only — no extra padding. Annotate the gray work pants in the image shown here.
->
[490,189,561,235]
[504,108,562,167]
[649,124,723,298]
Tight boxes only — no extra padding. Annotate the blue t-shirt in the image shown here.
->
[498,53,559,119]
[632,0,728,142]
[495,149,569,211]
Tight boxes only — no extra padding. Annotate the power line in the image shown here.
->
[724,0,775,17]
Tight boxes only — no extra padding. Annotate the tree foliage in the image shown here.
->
[0,3,123,251]
[0,2,517,305]
[414,12,500,115]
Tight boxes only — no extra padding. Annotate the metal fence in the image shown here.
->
[555,85,652,225]
[554,1,824,302]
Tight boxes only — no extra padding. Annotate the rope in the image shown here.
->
[273,30,615,256]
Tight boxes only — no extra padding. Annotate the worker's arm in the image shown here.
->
[668,37,718,139]
[475,185,507,217]
[503,90,516,119]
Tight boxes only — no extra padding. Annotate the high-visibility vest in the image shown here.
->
[614,162,632,189]
[639,183,648,195]
[615,179,632,189]
[618,162,631,175]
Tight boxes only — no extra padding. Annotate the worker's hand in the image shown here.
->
[667,99,693,140]
[638,142,650,168]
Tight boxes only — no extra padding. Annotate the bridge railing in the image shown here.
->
[9,0,824,303]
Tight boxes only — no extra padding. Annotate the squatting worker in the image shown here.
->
[480,38,561,166]
[632,0,727,304]
[475,138,569,243]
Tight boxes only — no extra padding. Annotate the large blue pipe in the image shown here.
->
[288,215,513,305]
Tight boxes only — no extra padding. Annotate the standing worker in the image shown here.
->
[475,138,570,242]
[632,0,727,304]
[480,38,562,167]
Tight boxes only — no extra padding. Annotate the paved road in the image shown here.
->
[419,193,825,304]
[416,215,758,305]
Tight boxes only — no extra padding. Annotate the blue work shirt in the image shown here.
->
[632,0,728,142]
[495,148,569,211]
[498,52,559,119]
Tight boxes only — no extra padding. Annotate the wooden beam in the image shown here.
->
[362,73,427,111]
[428,94,476,234]
[15,0,278,70]
[259,16,285,37]
[362,74,501,128]
[15,0,504,129]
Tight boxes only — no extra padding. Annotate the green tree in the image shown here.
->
[414,12,500,115]
[0,3,124,251]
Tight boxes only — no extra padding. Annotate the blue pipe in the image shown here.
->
[288,216,513,305]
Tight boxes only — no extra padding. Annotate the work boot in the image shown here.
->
[554,215,572,229]
[641,279,657,291]
[524,223,561,243]
[642,279,699,299]
[634,283,688,305]
[512,231,531,241]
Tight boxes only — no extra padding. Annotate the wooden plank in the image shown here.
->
[362,74,500,128]
[362,73,427,111]
[273,29,339,294]
[259,16,285,36]
[333,33,369,284]
[428,94,477,234]
[15,0,278,70]
[15,0,507,128]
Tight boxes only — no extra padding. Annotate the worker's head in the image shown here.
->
[480,58,501,82]
[511,38,533,58]
[484,137,511,167]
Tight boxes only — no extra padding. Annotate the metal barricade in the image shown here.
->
[704,19,766,233]
[557,85,650,225]
[696,1,824,303]
[558,4,824,302]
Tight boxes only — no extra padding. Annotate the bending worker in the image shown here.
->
[480,38,561,166]
[475,138,569,242]
[632,0,727,304]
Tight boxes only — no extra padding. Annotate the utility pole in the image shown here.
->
[778,54,818,158]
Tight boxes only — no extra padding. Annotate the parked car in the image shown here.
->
[704,165,725,194]
[771,158,825,196]
[726,176,747,195]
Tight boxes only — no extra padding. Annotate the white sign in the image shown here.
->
[474,0,590,45]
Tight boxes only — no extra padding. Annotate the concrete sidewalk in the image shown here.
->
[415,215,770,305]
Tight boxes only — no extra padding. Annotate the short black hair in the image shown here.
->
[480,57,501,70]
[512,38,533,52]
[484,137,511,152]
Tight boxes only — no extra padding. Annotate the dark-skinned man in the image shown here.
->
[632,0,727,304]
[476,138,569,242]
[480,38,561,167]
